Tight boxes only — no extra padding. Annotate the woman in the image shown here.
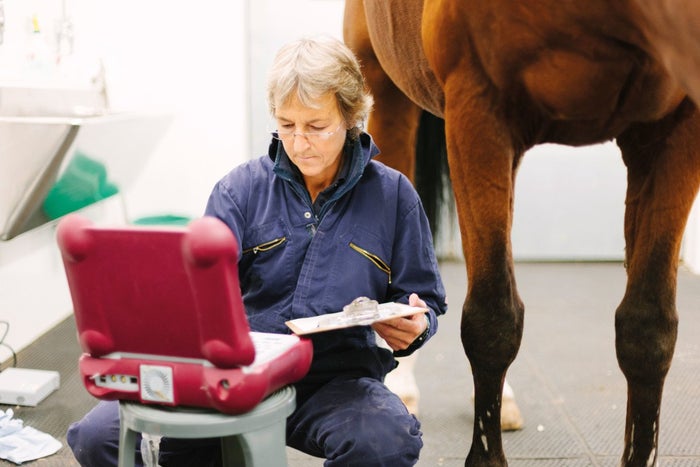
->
[67,35,447,467]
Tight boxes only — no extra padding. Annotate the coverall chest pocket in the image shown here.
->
[349,241,391,284]
[240,221,290,293]
[340,226,393,291]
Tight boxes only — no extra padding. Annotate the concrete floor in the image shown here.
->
[5,261,700,466]
[288,261,700,466]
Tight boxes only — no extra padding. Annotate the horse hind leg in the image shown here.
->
[343,0,422,180]
[616,99,700,466]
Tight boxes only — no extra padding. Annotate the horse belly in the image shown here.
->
[521,49,683,122]
[364,0,445,117]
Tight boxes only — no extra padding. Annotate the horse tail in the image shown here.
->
[414,111,452,248]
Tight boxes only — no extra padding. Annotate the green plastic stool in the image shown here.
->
[117,386,296,467]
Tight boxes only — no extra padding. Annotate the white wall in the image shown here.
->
[77,1,250,220]
[1,0,250,219]
[512,142,627,261]
[248,0,346,157]
[684,198,700,273]
[0,0,250,359]
[436,142,629,261]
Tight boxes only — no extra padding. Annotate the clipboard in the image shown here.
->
[286,301,427,335]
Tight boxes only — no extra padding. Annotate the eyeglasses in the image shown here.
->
[271,122,345,143]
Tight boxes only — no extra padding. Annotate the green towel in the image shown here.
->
[43,151,119,220]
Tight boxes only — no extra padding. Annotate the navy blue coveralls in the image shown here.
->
[67,133,447,467]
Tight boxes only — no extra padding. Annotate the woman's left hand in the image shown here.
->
[372,293,429,351]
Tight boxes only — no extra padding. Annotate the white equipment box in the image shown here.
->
[0,368,60,406]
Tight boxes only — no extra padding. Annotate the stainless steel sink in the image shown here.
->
[0,112,171,240]
[0,84,109,117]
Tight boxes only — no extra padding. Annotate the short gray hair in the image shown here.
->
[266,35,374,139]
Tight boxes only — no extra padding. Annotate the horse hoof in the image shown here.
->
[385,353,421,415]
[401,393,420,416]
[500,396,523,431]
[385,371,420,415]
[387,380,420,415]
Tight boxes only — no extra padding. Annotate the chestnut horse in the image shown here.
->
[344,1,700,466]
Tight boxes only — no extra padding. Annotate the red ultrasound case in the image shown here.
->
[57,214,312,414]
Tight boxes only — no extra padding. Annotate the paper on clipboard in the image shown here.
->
[285,302,428,335]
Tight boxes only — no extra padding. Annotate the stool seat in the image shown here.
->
[118,386,296,467]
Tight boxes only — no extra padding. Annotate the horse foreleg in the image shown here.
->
[470,378,523,431]
[616,100,700,467]
[462,258,523,467]
[439,87,524,467]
